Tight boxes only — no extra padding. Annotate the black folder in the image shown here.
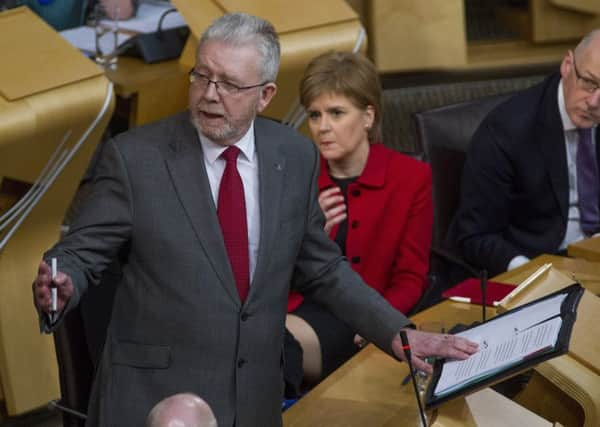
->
[425,283,584,409]
[119,25,189,63]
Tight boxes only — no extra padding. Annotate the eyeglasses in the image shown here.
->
[188,69,267,96]
[572,56,600,94]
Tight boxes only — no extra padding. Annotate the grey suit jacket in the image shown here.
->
[45,112,410,427]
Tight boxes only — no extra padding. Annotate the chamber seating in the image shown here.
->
[0,6,114,416]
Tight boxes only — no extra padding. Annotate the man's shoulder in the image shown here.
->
[111,112,190,151]
[486,73,559,126]
[119,112,188,138]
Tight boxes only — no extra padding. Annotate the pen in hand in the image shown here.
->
[50,258,58,322]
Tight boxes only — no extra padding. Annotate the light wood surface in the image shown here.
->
[0,7,114,415]
[494,255,600,427]
[567,236,600,263]
[366,0,599,73]
[105,57,189,127]
[283,302,496,426]
[368,0,467,73]
[551,0,600,14]
[436,388,554,427]
[284,254,600,426]
[532,0,600,42]
[0,7,101,101]
[494,254,600,295]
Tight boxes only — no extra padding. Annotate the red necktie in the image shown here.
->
[217,146,250,302]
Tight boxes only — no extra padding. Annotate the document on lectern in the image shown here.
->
[425,284,583,409]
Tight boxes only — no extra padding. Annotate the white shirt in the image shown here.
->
[508,81,597,271]
[557,80,597,248]
[197,123,260,282]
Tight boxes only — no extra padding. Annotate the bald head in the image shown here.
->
[574,29,600,59]
[146,393,217,427]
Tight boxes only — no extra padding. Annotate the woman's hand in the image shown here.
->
[318,187,347,233]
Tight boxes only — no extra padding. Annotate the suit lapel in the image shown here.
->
[250,118,286,297]
[160,114,240,304]
[538,77,569,221]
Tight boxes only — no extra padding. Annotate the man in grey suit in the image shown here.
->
[33,12,477,427]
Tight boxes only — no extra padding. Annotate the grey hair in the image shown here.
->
[575,29,600,58]
[198,12,280,82]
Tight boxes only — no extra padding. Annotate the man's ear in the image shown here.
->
[256,83,278,113]
[560,50,572,80]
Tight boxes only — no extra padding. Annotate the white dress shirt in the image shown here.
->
[197,123,260,282]
[557,80,597,248]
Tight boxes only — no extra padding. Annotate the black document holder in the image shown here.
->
[119,25,189,63]
[425,283,584,410]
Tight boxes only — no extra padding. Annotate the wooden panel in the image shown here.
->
[0,77,113,415]
[172,0,224,40]
[106,57,189,127]
[514,371,585,427]
[283,302,495,426]
[0,7,101,101]
[568,236,600,263]
[465,40,568,70]
[493,254,600,295]
[219,0,358,34]
[551,0,600,15]
[531,0,600,43]
[494,255,600,427]
[284,255,600,427]
[0,11,114,411]
[368,0,467,72]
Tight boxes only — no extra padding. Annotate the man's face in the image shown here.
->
[189,40,277,146]
[561,43,600,128]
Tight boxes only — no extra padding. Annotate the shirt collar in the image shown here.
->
[197,121,256,164]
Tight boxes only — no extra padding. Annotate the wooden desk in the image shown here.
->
[494,254,600,295]
[567,237,600,263]
[284,254,600,426]
[104,57,189,128]
[283,302,496,426]
[493,255,600,427]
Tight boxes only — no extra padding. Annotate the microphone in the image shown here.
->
[399,330,428,427]
[480,269,488,322]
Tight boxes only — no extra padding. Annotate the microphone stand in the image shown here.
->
[480,269,488,323]
[399,331,428,427]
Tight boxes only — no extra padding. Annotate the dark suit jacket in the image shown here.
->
[448,73,600,276]
[44,113,409,427]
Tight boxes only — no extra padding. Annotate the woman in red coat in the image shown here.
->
[284,51,433,394]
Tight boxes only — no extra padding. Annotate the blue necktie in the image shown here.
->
[577,128,600,235]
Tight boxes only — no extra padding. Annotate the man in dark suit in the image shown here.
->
[33,12,477,427]
[449,30,600,277]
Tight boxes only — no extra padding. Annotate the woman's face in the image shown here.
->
[306,92,374,164]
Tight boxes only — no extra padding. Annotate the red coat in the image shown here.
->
[287,143,433,314]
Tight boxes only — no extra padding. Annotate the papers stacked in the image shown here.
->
[433,293,567,398]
